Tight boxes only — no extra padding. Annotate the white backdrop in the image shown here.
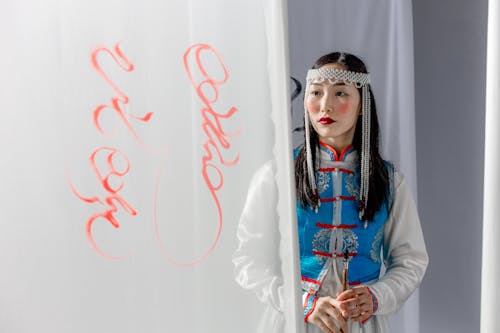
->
[288,1,420,332]
[0,0,303,332]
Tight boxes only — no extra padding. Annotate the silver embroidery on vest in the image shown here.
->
[370,227,384,263]
[316,172,330,194]
[312,229,331,265]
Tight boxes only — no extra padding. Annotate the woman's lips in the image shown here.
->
[319,117,335,125]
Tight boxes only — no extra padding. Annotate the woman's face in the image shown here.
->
[306,63,361,151]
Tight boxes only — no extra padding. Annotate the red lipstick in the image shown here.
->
[319,117,335,125]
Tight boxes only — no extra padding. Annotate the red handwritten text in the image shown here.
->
[69,43,143,259]
[91,43,153,143]
[68,147,137,259]
[154,44,239,266]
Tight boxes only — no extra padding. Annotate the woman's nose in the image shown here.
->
[321,96,334,113]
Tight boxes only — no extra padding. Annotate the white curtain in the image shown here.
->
[481,0,500,332]
[288,0,420,332]
[0,0,302,332]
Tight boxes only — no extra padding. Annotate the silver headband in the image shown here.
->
[306,68,370,87]
[304,68,371,223]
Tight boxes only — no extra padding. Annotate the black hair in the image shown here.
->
[295,52,391,221]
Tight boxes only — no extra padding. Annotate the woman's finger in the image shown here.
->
[338,297,362,315]
[339,287,374,316]
[316,319,335,333]
[359,302,372,313]
[346,301,372,317]
[351,311,372,323]
[358,294,373,306]
[308,298,345,333]
[338,286,366,298]
[326,307,347,333]
[336,289,356,301]
[347,305,361,318]
[325,310,344,333]
[310,313,339,333]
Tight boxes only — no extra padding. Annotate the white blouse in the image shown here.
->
[233,160,428,333]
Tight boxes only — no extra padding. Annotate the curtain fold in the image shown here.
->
[481,0,500,332]
[263,0,305,331]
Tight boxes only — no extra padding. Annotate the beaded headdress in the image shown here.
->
[304,67,371,220]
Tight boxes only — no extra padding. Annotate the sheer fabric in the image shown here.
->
[0,0,299,332]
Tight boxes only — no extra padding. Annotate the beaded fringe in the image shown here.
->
[359,84,371,223]
[304,69,371,219]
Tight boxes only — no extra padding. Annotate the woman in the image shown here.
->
[233,52,428,333]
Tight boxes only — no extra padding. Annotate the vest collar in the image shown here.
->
[319,141,355,162]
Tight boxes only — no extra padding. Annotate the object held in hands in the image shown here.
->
[342,249,349,292]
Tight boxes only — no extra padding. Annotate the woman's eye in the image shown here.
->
[336,91,347,97]
[311,90,321,96]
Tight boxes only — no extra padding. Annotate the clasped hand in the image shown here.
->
[307,286,374,333]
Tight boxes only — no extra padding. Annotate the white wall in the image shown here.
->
[413,0,488,332]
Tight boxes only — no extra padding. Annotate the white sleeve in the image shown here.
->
[368,171,429,315]
[232,161,284,312]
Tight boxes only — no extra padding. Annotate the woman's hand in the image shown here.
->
[336,286,375,322]
[307,296,348,333]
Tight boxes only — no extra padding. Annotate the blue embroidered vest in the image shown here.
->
[295,142,391,294]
